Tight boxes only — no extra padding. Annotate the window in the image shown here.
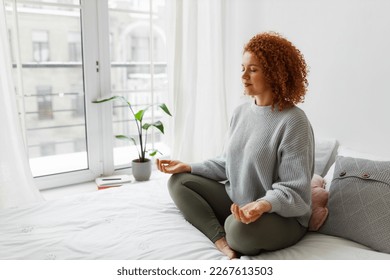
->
[108,0,168,167]
[32,30,49,62]
[36,85,53,120]
[4,0,168,189]
[68,32,82,62]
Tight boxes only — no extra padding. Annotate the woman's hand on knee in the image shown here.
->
[230,200,272,224]
[156,159,191,174]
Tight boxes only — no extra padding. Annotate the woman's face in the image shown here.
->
[241,51,272,105]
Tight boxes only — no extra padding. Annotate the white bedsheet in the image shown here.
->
[1,174,389,260]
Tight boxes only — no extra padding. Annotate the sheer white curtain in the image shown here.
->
[0,1,43,209]
[166,0,229,163]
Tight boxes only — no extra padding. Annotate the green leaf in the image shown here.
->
[92,96,117,103]
[142,123,151,130]
[151,121,164,134]
[134,109,146,122]
[142,121,164,133]
[148,149,162,157]
[159,103,172,116]
[92,95,131,106]
[115,135,137,146]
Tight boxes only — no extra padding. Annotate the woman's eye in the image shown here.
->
[242,67,257,73]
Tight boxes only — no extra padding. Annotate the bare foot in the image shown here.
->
[214,237,237,259]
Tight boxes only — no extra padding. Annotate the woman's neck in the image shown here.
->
[254,95,273,106]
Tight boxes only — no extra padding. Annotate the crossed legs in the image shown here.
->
[168,173,306,257]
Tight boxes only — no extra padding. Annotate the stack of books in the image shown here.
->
[95,175,132,190]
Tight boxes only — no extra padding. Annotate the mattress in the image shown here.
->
[0,174,389,260]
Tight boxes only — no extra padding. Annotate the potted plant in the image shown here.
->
[93,96,172,181]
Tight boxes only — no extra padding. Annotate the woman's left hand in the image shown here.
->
[230,200,272,224]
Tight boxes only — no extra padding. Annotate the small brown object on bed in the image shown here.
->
[308,174,329,231]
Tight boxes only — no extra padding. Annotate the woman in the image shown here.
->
[157,32,314,259]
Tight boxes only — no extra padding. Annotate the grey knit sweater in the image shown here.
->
[190,101,314,227]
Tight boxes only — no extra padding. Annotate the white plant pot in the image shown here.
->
[132,158,152,181]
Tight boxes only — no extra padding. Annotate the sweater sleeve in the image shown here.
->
[261,114,314,224]
[190,155,228,181]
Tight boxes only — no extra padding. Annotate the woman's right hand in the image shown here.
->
[156,159,191,174]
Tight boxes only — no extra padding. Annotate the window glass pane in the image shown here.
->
[5,2,88,177]
[109,10,151,92]
[108,0,168,167]
[109,0,150,12]
[152,0,165,13]
[16,0,80,5]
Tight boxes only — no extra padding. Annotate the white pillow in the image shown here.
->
[337,146,390,161]
[314,138,338,177]
[324,163,335,191]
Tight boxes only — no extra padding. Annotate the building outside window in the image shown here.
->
[40,142,56,157]
[68,31,82,62]
[32,30,49,62]
[36,86,53,120]
[4,0,168,188]
[106,0,169,167]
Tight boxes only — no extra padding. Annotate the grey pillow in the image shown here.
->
[319,156,390,253]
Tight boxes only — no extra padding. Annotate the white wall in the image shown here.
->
[224,0,390,158]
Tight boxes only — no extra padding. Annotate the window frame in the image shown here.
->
[33,0,108,190]
[7,0,165,190]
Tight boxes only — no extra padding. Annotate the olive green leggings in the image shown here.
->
[168,173,307,256]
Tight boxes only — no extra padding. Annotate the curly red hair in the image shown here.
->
[244,32,308,111]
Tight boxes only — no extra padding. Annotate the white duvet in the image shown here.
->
[0,175,389,260]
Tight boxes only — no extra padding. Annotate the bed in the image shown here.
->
[1,141,389,260]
